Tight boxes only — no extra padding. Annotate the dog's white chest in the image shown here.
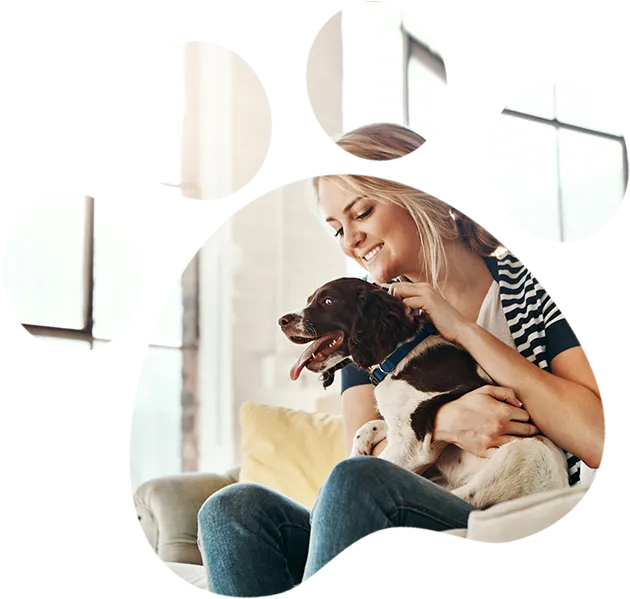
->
[374,376,437,425]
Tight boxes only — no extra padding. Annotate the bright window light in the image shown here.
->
[554,83,624,136]
[92,203,145,342]
[130,346,183,492]
[492,114,561,241]
[407,41,447,140]
[557,129,626,241]
[341,2,404,131]
[505,84,555,119]
[3,195,89,329]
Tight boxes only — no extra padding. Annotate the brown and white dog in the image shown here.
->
[278,277,569,509]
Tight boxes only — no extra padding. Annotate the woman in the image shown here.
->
[197,123,604,597]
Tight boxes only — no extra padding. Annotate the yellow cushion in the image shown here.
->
[238,401,346,509]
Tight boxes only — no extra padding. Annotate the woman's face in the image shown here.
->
[318,178,424,284]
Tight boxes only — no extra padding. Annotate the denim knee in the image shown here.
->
[315,456,384,507]
[197,482,277,537]
[328,455,387,485]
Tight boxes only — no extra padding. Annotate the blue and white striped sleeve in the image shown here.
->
[538,282,580,362]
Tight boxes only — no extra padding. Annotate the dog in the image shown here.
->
[278,277,569,509]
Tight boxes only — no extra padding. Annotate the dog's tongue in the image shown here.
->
[289,339,324,381]
[289,333,338,381]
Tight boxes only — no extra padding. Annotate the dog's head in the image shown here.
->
[278,277,423,387]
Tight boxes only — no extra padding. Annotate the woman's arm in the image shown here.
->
[341,384,380,455]
[457,322,604,468]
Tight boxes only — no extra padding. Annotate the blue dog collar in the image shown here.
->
[369,323,438,386]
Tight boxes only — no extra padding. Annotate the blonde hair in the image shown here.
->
[313,123,504,289]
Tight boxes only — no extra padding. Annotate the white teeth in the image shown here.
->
[363,244,383,262]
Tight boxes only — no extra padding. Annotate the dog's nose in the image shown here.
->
[278,313,296,328]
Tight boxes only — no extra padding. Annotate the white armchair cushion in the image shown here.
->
[465,483,590,542]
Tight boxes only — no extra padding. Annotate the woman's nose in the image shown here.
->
[342,226,364,252]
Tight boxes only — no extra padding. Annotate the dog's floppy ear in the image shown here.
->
[348,288,415,368]
[320,369,336,389]
[319,357,352,389]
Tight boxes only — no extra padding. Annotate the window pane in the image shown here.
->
[130,346,183,492]
[492,114,561,241]
[341,2,405,131]
[557,129,626,241]
[128,40,186,184]
[92,199,182,346]
[2,195,88,329]
[505,84,555,119]
[92,201,143,342]
[402,9,443,53]
[554,83,624,136]
[407,41,447,139]
[36,335,91,352]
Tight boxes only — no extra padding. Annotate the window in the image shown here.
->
[339,6,447,279]
[340,2,405,131]
[3,195,93,341]
[0,40,199,516]
[405,35,447,140]
[130,42,203,490]
[403,19,448,140]
[2,193,198,491]
[495,84,627,241]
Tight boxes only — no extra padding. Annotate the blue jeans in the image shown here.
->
[197,456,476,597]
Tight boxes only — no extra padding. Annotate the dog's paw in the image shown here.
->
[350,420,387,457]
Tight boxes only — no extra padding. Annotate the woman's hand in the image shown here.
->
[388,282,470,343]
[433,385,540,458]
[371,437,388,456]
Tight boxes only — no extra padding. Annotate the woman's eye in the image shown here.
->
[335,208,372,237]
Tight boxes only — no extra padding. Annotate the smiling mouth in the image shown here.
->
[289,331,344,380]
[362,244,383,263]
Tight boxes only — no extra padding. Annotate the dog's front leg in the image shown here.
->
[378,428,442,474]
[350,420,388,457]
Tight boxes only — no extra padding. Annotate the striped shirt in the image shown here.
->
[340,250,582,485]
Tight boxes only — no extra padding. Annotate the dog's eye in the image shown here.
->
[323,297,334,306]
